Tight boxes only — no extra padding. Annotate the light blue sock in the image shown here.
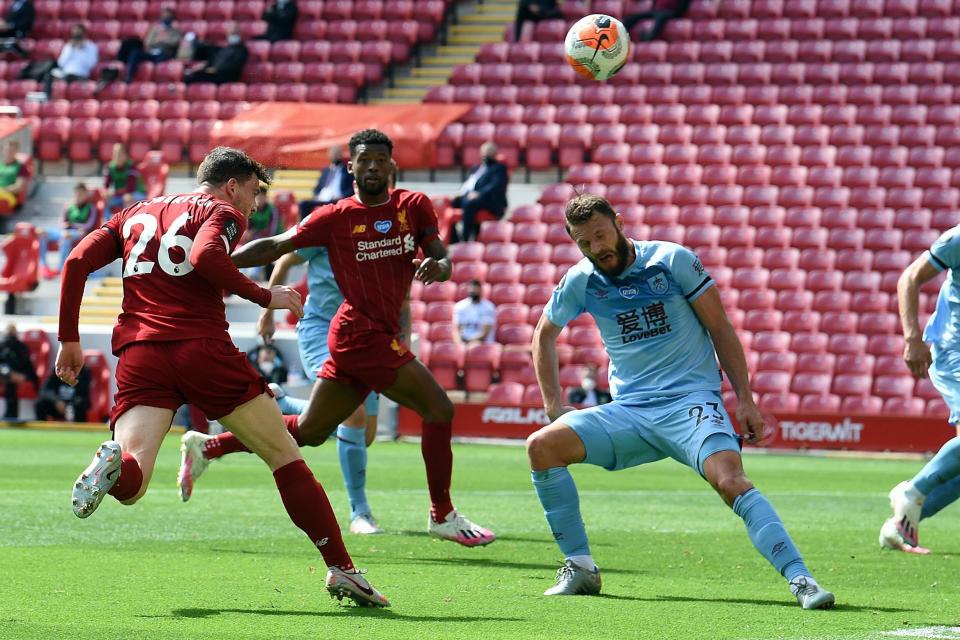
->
[911,436,960,496]
[732,488,809,582]
[337,425,370,519]
[531,467,591,557]
[276,394,308,416]
[921,474,960,520]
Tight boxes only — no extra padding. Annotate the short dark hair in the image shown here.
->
[564,194,617,228]
[74,181,88,191]
[348,129,393,157]
[468,279,482,287]
[197,147,271,187]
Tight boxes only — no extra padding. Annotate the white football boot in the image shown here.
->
[888,481,924,548]
[789,576,835,610]
[349,513,384,535]
[427,509,496,547]
[72,440,122,518]
[178,430,212,502]
[325,567,390,607]
[544,559,602,596]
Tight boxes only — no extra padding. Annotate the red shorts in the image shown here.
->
[319,330,415,398]
[111,338,268,426]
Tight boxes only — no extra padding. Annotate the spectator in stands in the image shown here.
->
[242,186,284,280]
[104,144,146,219]
[450,142,508,243]
[297,145,354,219]
[256,0,299,42]
[0,140,29,213]
[567,364,612,408]
[514,0,564,42]
[454,280,497,345]
[120,7,182,83]
[43,24,98,96]
[184,24,248,85]
[35,368,91,423]
[0,323,37,420]
[0,0,35,56]
[249,344,289,385]
[622,0,692,41]
[38,182,98,280]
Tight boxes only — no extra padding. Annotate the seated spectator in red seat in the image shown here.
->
[514,0,563,42]
[43,24,98,96]
[256,0,299,43]
[623,0,692,41]
[298,146,354,218]
[567,363,612,407]
[35,367,90,422]
[0,141,30,213]
[0,323,37,420]
[119,7,182,83]
[104,144,146,219]
[184,25,248,85]
[242,186,284,280]
[0,0,34,56]
[38,182,98,280]
[450,142,509,243]
[454,279,497,345]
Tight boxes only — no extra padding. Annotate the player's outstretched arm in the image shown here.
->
[413,238,452,284]
[691,287,763,444]
[231,226,298,268]
[533,314,574,422]
[898,255,939,378]
[258,252,306,343]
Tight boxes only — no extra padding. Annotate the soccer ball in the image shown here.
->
[564,14,630,81]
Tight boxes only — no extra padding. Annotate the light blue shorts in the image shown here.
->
[560,390,741,476]
[297,318,379,416]
[930,345,960,424]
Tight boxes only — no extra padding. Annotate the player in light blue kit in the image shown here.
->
[180,244,384,535]
[879,227,960,554]
[527,195,834,608]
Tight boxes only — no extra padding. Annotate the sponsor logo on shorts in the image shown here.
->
[352,224,367,234]
[374,220,392,234]
[779,417,864,443]
[390,339,407,356]
[482,407,548,425]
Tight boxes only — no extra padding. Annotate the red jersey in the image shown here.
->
[58,192,272,353]
[290,189,440,336]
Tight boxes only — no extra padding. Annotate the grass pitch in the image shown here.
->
[1,428,958,640]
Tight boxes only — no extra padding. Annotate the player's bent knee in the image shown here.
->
[422,395,455,423]
[526,428,564,468]
[713,474,753,504]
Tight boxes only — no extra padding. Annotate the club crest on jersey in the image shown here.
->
[647,274,668,294]
[397,209,410,232]
[618,285,640,299]
[374,220,392,234]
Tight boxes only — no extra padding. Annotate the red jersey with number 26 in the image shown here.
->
[290,189,440,336]
[59,192,272,354]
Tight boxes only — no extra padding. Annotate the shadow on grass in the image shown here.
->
[608,594,915,613]
[371,555,643,575]
[390,530,612,547]
[158,608,521,622]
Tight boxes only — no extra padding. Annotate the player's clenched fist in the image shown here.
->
[413,257,450,284]
[736,400,764,444]
[55,342,84,387]
[268,285,304,319]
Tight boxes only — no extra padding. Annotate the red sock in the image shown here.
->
[283,414,304,445]
[108,452,143,502]
[273,459,353,570]
[202,432,250,460]
[421,421,455,523]
[204,417,302,460]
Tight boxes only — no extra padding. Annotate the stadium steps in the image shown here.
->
[371,1,517,104]
[270,169,317,201]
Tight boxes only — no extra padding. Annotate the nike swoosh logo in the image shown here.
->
[340,574,374,596]
[592,33,609,61]
[106,468,119,482]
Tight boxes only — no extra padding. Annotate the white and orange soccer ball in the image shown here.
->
[564,14,630,81]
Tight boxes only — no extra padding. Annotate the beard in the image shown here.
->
[355,174,388,197]
[589,231,632,277]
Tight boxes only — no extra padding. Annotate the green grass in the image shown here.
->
[1,428,958,640]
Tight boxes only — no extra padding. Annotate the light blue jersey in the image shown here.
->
[545,240,721,402]
[296,247,343,325]
[922,228,960,422]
